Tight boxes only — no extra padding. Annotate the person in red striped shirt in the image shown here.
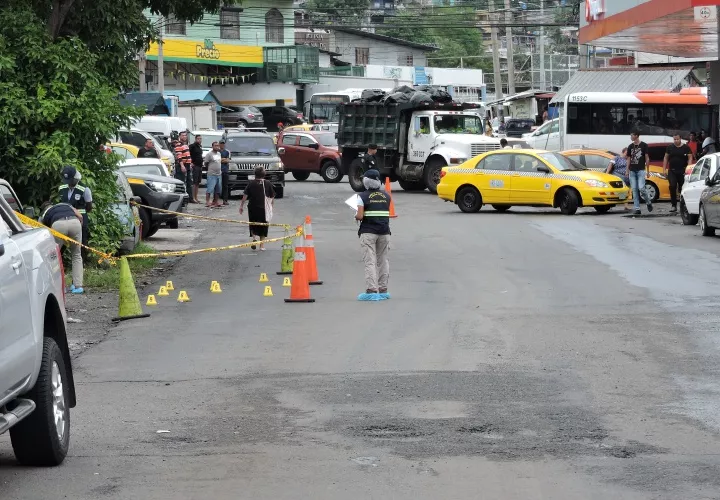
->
[173,131,196,202]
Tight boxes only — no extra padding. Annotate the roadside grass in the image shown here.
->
[66,242,159,290]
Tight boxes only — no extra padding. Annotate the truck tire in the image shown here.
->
[292,171,310,181]
[398,179,426,192]
[348,158,366,192]
[320,161,343,183]
[10,337,70,466]
[424,158,447,194]
[139,207,152,239]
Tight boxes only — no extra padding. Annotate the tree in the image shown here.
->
[546,6,578,55]
[380,6,492,72]
[0,0,236,252]
[304,0,372,21]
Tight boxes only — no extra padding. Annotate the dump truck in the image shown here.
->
[338,101,503,193]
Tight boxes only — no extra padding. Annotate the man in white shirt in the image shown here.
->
[203,142,223,208]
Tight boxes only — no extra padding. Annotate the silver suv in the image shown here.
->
[224,132,286,198]
[0,180,76,465]
[218,105,265,129]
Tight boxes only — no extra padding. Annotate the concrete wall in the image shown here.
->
[331,31,428,67]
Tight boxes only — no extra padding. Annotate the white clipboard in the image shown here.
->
[345,194,360,212]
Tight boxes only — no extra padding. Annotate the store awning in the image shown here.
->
[164,90,222,110]
[119,92,170,115]
[551,67,697,104]
[579,1,719,58]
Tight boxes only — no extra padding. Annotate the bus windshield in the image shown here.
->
[309,94,349,123]
[433,114,483,134]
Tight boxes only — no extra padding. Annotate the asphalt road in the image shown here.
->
[2,177,720,499]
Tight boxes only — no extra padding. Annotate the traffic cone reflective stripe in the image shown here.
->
[112,257,150,322]
[302,215,323,285]
[285,230,315,303]
[385,177,398,218]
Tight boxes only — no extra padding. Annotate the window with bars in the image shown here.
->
[355,47,369,65]
[265,8,284,43]
[220,10,240,40]
[165,14,186,36]
[397,53,413,66]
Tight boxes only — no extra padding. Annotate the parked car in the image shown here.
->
[277,131,343,183]
[113,129,174,174]
[224,131,286,198]
[117,159,188,239]
[560,148,669,202]
[523,118,560,150]
[503,118,535,138]
[681,153,718,225]
[259,106,305,131]
[0,179,76,466]
[114,171,142,253]
[217,105,264,128]
[699,167,720,236]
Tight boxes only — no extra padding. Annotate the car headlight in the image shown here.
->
[267,162,283,170]
[585,179,608,188]
[148,181,175,193]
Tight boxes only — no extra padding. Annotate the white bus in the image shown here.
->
[307,88,389,124]
[560,88,710,152]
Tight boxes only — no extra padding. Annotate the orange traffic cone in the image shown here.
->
[285,229,315,303]
[302,215,323,285]
[385,177,398,218]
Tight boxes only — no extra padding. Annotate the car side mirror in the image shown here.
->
[277,147,286,155]
[23,207,36,218]
[536,165,551,174]
[706,177,714,186]
[308,143,319,150]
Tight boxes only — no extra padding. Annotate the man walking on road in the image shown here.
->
[625,132,653,215]
[41,202,85,294]
[189,134,204,204]
[664,133,693,213]
[355,169,391,300]
[220,140,231,205]
[204,141,222,208]
[174,131,195,203]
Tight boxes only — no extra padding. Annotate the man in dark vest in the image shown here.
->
[355,169,391,300]
[361,143,378,172]
[58,166,92,260]
[40,202,85,294]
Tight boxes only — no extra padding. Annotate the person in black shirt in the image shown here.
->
[137,138,159,159]
[355,169,391,299]
[625,132,653,215]
[239,167,275,251]
[663,133,693,213]
[361,143,378,172]
[189,134,205,204]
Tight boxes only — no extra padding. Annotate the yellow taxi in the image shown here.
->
[437,149,630,215]
[107,142,172,175]
[560,148,670,202]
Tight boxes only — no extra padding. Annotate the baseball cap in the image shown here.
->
[363,169,380,180]
[61,166,77,181]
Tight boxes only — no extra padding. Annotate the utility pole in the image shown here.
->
[504,0,515,95]
[539,0,545,91]
[157,16,165,93]
[138,49,146,91]
[489,0,503,105]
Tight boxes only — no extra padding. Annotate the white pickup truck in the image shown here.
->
[0,179,76,465]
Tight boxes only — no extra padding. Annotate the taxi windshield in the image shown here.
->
[539,152,586,172]
[433,114,482,134]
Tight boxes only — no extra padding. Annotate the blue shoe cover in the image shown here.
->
[378,293,391,300]
[357,292,383,301]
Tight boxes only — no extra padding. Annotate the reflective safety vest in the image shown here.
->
[358,189,391,236]
[59,184,88,214]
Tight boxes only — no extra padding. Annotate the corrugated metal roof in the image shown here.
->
[551,67,697,103]
[164,90,221,105]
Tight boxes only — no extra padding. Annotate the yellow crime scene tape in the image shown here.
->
[130,201,291,229]
[14,206,301,263]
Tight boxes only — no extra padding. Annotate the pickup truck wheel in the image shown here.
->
[139,207,152,239]
[292,171,310,181]
[348,158,366,193]
[146,224,161,238]
[424,158,447,195]
[167,218,179,229]
[320,161,343,183]
[10,337,70,466]
[398,179,426,192]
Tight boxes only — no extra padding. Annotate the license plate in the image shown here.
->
[247,175,255,180]
[618,193,627,200]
